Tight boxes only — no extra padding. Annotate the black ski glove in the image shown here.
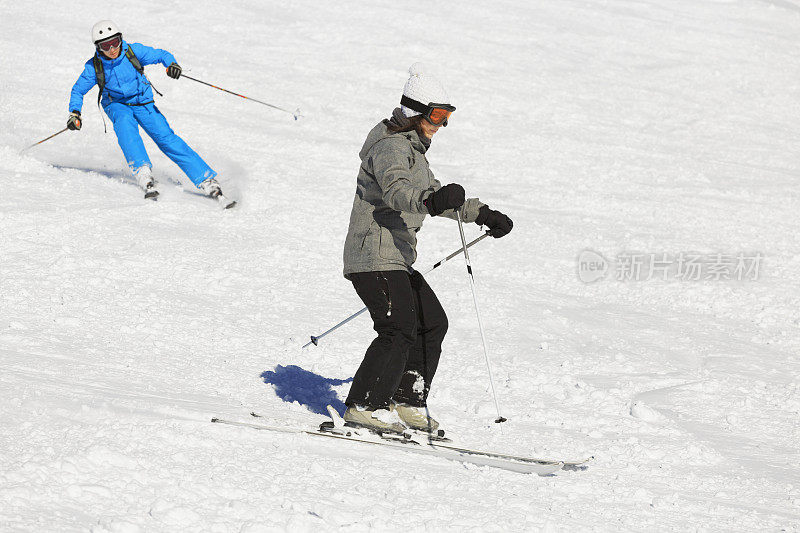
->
[67,111,82,131]
[166,62,182,79]
[424,183,465,216]
[475,205,513,238]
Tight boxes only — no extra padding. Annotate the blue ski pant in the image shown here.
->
[105,102,216,186]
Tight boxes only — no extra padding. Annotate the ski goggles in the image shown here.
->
[400,95,456,126]
[96,34,122,53]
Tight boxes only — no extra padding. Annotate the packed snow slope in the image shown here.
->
[2,0,800,531]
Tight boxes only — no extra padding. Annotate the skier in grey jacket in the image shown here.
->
[342,63,513,434]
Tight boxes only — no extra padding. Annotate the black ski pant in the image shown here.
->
[345,270,448,409]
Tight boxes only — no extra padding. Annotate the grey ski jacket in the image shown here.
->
[343,118,484,277]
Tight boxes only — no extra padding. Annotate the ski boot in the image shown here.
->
[134,166,159,201]
[392,402,449,441]
[393,402,440,432]
[342,405,407,435]
[199,177,236,209]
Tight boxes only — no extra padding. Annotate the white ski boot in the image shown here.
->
[133,166,158,200]
[342,405,407,434]
[393,402,440,432]
[199,177,236,209]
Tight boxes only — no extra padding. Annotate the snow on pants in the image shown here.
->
[104,102,216,186]
[345,270,448,409]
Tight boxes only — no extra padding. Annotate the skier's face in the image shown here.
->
[97,35,122,59]
[103,44,121,59]
[418,118,441,139]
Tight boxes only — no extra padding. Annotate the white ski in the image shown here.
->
[211,416,579,475]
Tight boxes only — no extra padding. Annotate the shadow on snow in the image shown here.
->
[52,163,133,185]
[260,365,352,416]
[52,163,197,194]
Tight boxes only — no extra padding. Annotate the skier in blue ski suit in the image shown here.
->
[68,20,228,203]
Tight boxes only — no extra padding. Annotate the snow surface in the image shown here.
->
[2,0,800,531]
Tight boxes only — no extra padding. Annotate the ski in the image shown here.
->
[256,408,452,442]
[317,420,451,442]
[407,434,591,468]
[316,421,592,468]
[253,409,592,468]
[211,416,570,475]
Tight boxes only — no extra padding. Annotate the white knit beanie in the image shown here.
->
[401,62,451,118]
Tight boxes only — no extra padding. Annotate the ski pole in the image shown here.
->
[181,74,301,120]
[456,209,506,424]
[302,231,491,349]
[20,127,69,154]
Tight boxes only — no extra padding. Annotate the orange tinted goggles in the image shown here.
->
[400,95,456,127]
[427,106,454,126]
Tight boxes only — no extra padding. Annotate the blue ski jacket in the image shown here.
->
[69,41,176,112]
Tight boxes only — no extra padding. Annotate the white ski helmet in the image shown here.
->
[92,20,121,44]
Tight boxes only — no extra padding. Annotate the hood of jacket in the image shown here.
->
[358,110,429,162]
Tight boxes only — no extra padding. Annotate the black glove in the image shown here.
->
[424,183,465,216]
[166,62,182,79]
[476,205,513,238]
[67,111,81,131]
